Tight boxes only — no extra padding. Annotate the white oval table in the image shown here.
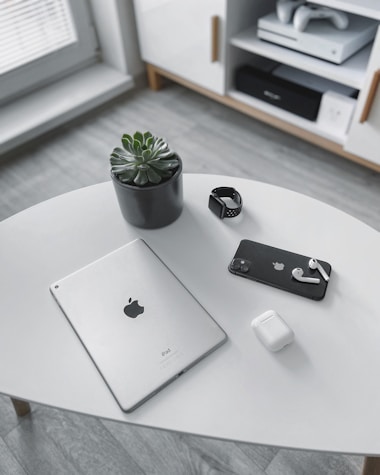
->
[1,174,379,474]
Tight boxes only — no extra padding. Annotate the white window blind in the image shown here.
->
[0,0,78,75]
[0,0,98,104]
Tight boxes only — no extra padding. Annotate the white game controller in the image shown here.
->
[293,5,349,32]
[276,0,306,24]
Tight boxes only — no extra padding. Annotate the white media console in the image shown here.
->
[133,0,380,171]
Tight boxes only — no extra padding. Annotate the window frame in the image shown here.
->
[0,0,99,105]
[0,0,143,155]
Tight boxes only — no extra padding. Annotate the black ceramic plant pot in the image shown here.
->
[111,156,183,229]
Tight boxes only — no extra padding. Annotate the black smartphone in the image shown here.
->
[228,239,331,301]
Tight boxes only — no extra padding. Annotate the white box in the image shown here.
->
[251,310,294,352]
[317,90,356,135]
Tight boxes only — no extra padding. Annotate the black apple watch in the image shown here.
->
[208,187,243,219]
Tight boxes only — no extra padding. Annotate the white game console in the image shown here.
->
[258,12,378,64]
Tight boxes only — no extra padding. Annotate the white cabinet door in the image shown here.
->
[345,27,380,165]
[133,0,227,95]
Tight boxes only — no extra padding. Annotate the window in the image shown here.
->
[0,0,98,104]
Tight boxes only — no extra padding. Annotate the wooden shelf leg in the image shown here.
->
[362,457,380,475]
[146,64,163,91]
[10,398,31,417]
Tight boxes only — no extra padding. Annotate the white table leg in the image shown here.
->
[10,398,31,417]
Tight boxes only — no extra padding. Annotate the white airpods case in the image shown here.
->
[251,310,294,352]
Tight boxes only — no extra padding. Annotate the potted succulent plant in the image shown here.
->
[110,131,183,228]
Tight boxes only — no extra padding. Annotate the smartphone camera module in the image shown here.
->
[229,258,251,273]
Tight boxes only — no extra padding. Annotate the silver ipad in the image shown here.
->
[50,239,227,412]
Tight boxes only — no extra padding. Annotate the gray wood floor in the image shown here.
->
[1,81,379,474]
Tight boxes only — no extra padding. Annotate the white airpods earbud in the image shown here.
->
[308,258,329,281]
[292,267,320,284]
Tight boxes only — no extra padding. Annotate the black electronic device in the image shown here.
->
[235,64,322,120]
[229,239,331,300]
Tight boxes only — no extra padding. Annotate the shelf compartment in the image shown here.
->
[230,26,372,90]
[228,89,348,145]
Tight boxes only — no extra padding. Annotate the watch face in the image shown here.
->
[208,195,225,218]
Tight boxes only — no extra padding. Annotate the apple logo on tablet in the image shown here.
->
[273,262,285,271]
[124,298,144,318]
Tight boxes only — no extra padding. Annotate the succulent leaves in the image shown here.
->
[110,131,179,186]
